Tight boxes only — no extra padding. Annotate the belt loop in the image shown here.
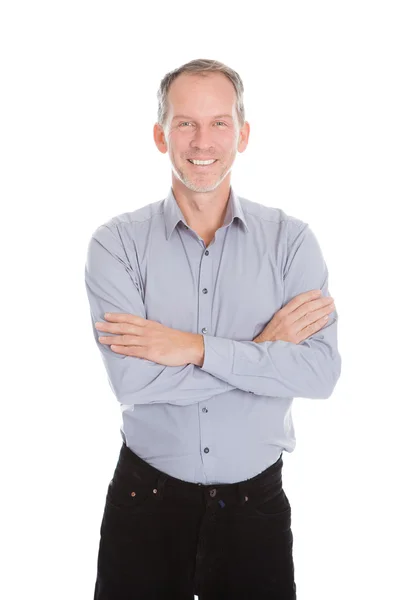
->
[154,472,168,501]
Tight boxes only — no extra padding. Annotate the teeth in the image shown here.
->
[188,159,216,165]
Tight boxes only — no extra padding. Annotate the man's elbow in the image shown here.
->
[321,354,342,399]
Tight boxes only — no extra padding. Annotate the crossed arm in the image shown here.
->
[84,221,341,407]
[94,311,207,368]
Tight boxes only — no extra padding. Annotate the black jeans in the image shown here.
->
[93,441,296,599]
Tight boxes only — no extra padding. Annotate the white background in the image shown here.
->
[1,1,399,598]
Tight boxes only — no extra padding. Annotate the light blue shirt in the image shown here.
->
[84,186,341,484]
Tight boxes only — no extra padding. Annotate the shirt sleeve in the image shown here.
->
[200,220,342,399]
[84,223,234,407]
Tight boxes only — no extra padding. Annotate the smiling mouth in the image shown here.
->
[187,159,218,167]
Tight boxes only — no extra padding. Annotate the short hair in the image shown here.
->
[156,58,245,129]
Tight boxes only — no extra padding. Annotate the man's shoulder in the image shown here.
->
[239,194,306,229]
[95,198,164,233]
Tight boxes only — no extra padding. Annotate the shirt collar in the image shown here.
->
[164,185,249,241]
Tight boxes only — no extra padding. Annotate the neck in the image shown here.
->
[171,176,231,235]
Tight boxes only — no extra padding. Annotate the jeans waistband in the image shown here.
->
[114,441,284,509]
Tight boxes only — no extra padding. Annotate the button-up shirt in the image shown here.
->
[84,186,341,484]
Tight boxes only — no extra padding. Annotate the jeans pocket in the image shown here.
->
[250,488,291,520]
[105,470,158,515]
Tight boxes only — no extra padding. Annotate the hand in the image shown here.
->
[253,289,336,345]
[95,313,204,367]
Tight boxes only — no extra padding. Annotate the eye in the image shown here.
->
[178,121,227,127]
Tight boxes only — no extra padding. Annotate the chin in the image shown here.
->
[183,178,224,193]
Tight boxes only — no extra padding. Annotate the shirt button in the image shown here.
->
[202,288,208,294]
[205,250,209,256]
[202,407,208,413]
[202,327,208,334]
[204,447,209,453]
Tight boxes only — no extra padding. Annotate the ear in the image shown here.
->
[237,121,250,153]
[153,123,168,155]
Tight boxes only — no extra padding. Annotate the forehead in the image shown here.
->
[168,73,236,118]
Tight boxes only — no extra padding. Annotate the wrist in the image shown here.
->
[191,333,205,367]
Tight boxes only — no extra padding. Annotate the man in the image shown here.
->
[85,58,341,599]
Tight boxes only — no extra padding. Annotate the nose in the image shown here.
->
[190,125,215,150]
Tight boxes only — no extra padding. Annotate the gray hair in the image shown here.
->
[156,58,245,130]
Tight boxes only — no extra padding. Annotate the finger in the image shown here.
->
[291,297,333,323]
[109,344,133,354]
[283,289,321,313]
[109,344,147,357]
[99,334,141,346]
[96,322,143,335]
[299,315,329,339]
[300,300,334,324]
[103,313,148,325]
[308,297,334,311]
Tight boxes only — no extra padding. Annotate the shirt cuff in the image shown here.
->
[199,334,234,380]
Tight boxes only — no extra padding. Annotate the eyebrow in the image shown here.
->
[172,114,233,121]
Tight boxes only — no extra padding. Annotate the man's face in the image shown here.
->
[158,73,248,193]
